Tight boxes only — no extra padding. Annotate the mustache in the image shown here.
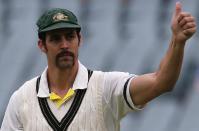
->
[56,50,75,59]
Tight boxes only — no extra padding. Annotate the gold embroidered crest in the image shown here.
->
[53,13,68,22]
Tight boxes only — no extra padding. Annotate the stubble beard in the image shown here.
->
[55,56,75,69]
[55,50,77,70]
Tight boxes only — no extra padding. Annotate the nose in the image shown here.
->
[60,37,69,49]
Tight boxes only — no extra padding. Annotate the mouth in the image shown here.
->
[59,55,73,60]
[55,51,75,68]
[58,51,73,57]
[57,51,74,62]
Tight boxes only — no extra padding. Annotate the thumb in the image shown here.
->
[174,1,182,17]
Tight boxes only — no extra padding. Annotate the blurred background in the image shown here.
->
[0,0,199,130]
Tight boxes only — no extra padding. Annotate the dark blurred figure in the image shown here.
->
[117,0,132,40]
[174,60,198,103]
[79,0,92,39]
[194,0,199,39]
[102,0,132,70]
[156,0,172,41]
[165,59,198,131]
[1,0,13,45]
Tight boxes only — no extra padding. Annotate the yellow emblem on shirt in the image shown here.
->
[50,88,75,108]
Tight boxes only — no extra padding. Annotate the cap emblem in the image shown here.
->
[53,13,68,22]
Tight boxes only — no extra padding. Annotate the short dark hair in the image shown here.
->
[38,32,46,42]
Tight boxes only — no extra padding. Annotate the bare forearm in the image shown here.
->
[155,36,185,93]
[154,2,196,93]
[129,2,196,106]
[130,36,186,106]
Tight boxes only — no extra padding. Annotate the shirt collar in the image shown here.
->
[72,61,88,90]
[37,61,88,98]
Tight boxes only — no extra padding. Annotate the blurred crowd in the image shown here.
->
[0,0,199,131]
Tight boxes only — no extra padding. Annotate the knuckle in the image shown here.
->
[191,16,195,21]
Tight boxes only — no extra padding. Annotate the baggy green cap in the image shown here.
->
[37,8,81,33]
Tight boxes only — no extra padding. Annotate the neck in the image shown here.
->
[47,61,78,96]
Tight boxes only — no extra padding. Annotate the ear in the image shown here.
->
[78,33,82,47]
[38,40,47,53]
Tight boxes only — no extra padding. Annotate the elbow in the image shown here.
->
[153,83,176,97]
[165,76,179,92]
[165,84,175,92]
[154,76,178,94]
[162,80,177,93]
[154,71,179,93]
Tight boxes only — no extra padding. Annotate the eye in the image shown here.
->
[49,34,62,42]
[65,32,76,40]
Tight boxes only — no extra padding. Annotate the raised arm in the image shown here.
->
[129,2,197,106]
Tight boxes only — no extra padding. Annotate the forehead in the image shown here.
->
[46,28,76,36]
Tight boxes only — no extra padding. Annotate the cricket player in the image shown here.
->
[1,2,196,131]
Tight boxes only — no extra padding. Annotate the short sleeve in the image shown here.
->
[124,76,143,111]
[1,90,23,131]
[102,71,140,120]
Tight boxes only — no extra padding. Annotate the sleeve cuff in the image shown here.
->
[124,76,144,111]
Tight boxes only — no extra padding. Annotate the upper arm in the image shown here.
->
[129,72,160,106]
[1,91,23,131]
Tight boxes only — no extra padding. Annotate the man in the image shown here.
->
[1,2,196,131]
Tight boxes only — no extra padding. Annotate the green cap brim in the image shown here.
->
[39,22,81,33]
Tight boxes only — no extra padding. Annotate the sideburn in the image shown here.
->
[77,33,81,46]
[42,42,48,52]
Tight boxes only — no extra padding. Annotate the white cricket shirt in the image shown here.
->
[1,61,141,131]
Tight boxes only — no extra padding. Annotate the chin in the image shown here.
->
[57,62,74,69]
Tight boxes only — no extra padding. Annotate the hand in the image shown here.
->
[171,2,196,43]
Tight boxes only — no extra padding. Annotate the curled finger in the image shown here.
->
[183,27,197,36]
[179,16,195,27]
[182,22,196,30]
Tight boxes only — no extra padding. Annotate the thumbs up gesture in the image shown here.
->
[171,2,196,43]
